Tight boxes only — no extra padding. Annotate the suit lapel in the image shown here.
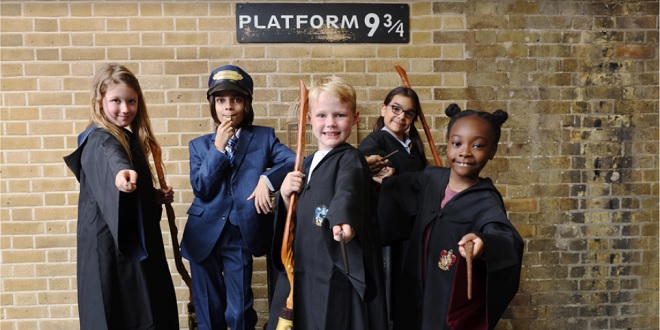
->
[231,128,253,178]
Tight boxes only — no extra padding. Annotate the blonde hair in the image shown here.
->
[89,63,160,171]
[308,76,356,113]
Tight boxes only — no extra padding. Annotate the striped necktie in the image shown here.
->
[226,135,238,165]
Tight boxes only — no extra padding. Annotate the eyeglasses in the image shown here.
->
[388,104,416,119]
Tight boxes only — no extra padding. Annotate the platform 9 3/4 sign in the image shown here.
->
[236,3,409,43]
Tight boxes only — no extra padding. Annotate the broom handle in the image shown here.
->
[281,80,308,310]
[150,140,193,301]
[394,65,443,167]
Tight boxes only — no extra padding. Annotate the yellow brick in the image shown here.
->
[34,18,57,32]
[70,3,92,16]
[0,3,22,16]
[411,2,431,15]
[3,249,47,264]
[443,15,466,30]
[24,63,69,77]
[34,235,76,249]
[301,60,343,73]
[108,48,129,62]
[129,17,174,31]
[163,61,207,75]
[1,18,32,32]
[1,63,22,77]
[4,306,49,319]
[36,262,76,278]
[2,221,45,235]
[59,18,104,32]
[139,3,163,16]
[2,78,37,91]
[131,47,175,60]
[32,178,77,194]
[334,45,377,58]
[92,3,138,16]
[24,33,70,47]
[96,32,139,46]
[444,73,466,87]
[0,48,34,61]
[1,138,41,150]
[2,192,44,207]
[400,45,442,58]
[164,32,208,46]
[71,33,94,47]
[176,18,198,31]
[23,3,68,17]
[442,44,465,59]
[412,16,441,30]
[164,3,209,16]
[35,48,59,61]
[28,93,71,106]
[45,194,67,206]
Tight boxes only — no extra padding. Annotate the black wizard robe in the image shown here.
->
[358,129,428,328]
[358,129,427,176]
[267,143,387,330]
[378,166,523,330]
[64,126,178,330]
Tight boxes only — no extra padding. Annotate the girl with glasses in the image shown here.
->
[358,86,428,329]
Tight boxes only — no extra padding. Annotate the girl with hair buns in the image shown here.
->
[64,63,179,329]
[374,104,524,330]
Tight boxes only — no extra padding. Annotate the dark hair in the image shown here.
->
[208,94,254,129]
[445,103,508,145]
[373,86,427,163]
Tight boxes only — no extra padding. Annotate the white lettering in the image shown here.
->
[254,16,266,29]
[267,15,281,29]
[310,15,323,29]
[296,15,308,29]
[240,15,362,30]
[281,15,294,29]
[342,15,358,29]
[326,15,339,29]
[238,15,251,28]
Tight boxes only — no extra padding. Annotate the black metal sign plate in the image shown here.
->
[236,3,409,43]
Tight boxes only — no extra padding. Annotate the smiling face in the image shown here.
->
[446,116,497,189]
[102,83,138,128]
[381,94,416,140]
[213,90,245,127]
[308,91,358,151]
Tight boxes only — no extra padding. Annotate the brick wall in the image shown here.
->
[1,1,657,329]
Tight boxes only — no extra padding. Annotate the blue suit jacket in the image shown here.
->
[181,125,295,263]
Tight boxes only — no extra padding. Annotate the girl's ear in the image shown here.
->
[353,111,359,125]
[380,104,388,117]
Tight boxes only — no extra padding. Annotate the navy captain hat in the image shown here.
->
[207,65,253,98]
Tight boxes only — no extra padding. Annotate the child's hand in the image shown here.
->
[333,224,354,243]
[458,233,483,259]
[156,186,174,204]
[372,166,395,184]
[281,171,305,206]
[115,169,138,192]
[247,176,273,214]
[365,155,388,175]
[214,116,236,150]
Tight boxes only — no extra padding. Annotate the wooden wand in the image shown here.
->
[394,64,443,167]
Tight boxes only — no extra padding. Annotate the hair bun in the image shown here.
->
[491,109,508,126]
[445,103,462,117]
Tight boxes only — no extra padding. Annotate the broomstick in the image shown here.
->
[149,140,196,329]
[276,80,309,330]
[394,64,443,167]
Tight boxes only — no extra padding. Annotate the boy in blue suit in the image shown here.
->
[181,65,295,330]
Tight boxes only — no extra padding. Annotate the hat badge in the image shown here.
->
[213,70,244,82]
